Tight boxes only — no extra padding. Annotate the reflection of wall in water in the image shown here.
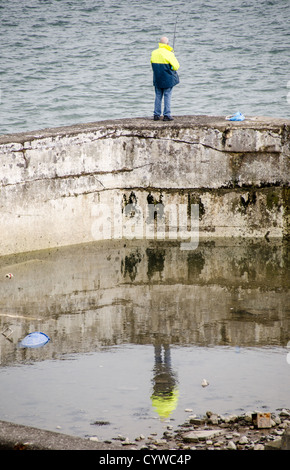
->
[0,240,289,365]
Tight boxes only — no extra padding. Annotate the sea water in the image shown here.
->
[1,0,289,135]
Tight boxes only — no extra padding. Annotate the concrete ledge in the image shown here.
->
[0,420,122,450]
[0,115,289,255]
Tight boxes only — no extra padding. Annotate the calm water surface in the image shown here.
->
[0,240,289,441]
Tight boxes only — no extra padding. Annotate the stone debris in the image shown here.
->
[110,409,290,451]
[227,440,237,450]
[252,412,271,429]
[239,435,249,444]
[183,429,224,443]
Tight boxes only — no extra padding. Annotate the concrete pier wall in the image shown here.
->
[0,115,289,255]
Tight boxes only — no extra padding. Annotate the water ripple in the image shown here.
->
[1,0,289,134]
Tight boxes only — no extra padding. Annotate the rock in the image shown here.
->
[244,412,253,423]
[208,413,219,425]
[189,417,206,426]
[214,441,223,447]
[280,409,290,418]
[273,415,281,425]
[229,414,238,423]
[224,414,238,423]
[281,427,290,450]
[280,421,290,429]
[264,439,282,450]
[254,443,265,450]
[183,429,224,443]
[122,437,134,446]
[227,440,237,450]
[155,439,167,445]
[239,435,248,444]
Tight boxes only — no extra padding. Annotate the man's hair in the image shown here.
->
[160,36,169,44]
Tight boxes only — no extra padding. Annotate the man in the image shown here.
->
[150,36,180,121]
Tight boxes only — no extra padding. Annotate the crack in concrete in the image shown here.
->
[2,129,285,161]
[0,163,153,188]
[113,132,225,153]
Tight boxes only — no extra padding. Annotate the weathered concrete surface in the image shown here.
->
[0,115,289,255]
[0,419,123,450]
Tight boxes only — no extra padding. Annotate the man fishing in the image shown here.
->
[150,36,180,121]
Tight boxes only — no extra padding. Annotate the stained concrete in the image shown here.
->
[0,116,289,255]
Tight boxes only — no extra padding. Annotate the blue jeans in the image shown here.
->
[154,87,173,117]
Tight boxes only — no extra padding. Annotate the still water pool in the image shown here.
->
[0,239,289,441]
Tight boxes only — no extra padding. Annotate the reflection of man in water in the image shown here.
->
[151,340,179,420]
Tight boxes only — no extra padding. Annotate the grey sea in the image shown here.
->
[1,0,289,135]
[0,0,290,446]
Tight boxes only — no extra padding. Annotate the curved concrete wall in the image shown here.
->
[0,115,289,255]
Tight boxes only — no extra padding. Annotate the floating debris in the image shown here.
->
[5,273,13,279]
[201,379,209,387]
[18,331,50,348]
[92,420,110,426]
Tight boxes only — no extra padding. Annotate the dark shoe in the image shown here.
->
[163,116,174,121]
[153,115,160,121]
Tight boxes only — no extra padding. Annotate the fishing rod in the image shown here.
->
[173,16,178,50]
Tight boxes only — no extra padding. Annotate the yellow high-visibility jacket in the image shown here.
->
[151,43,180,89]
